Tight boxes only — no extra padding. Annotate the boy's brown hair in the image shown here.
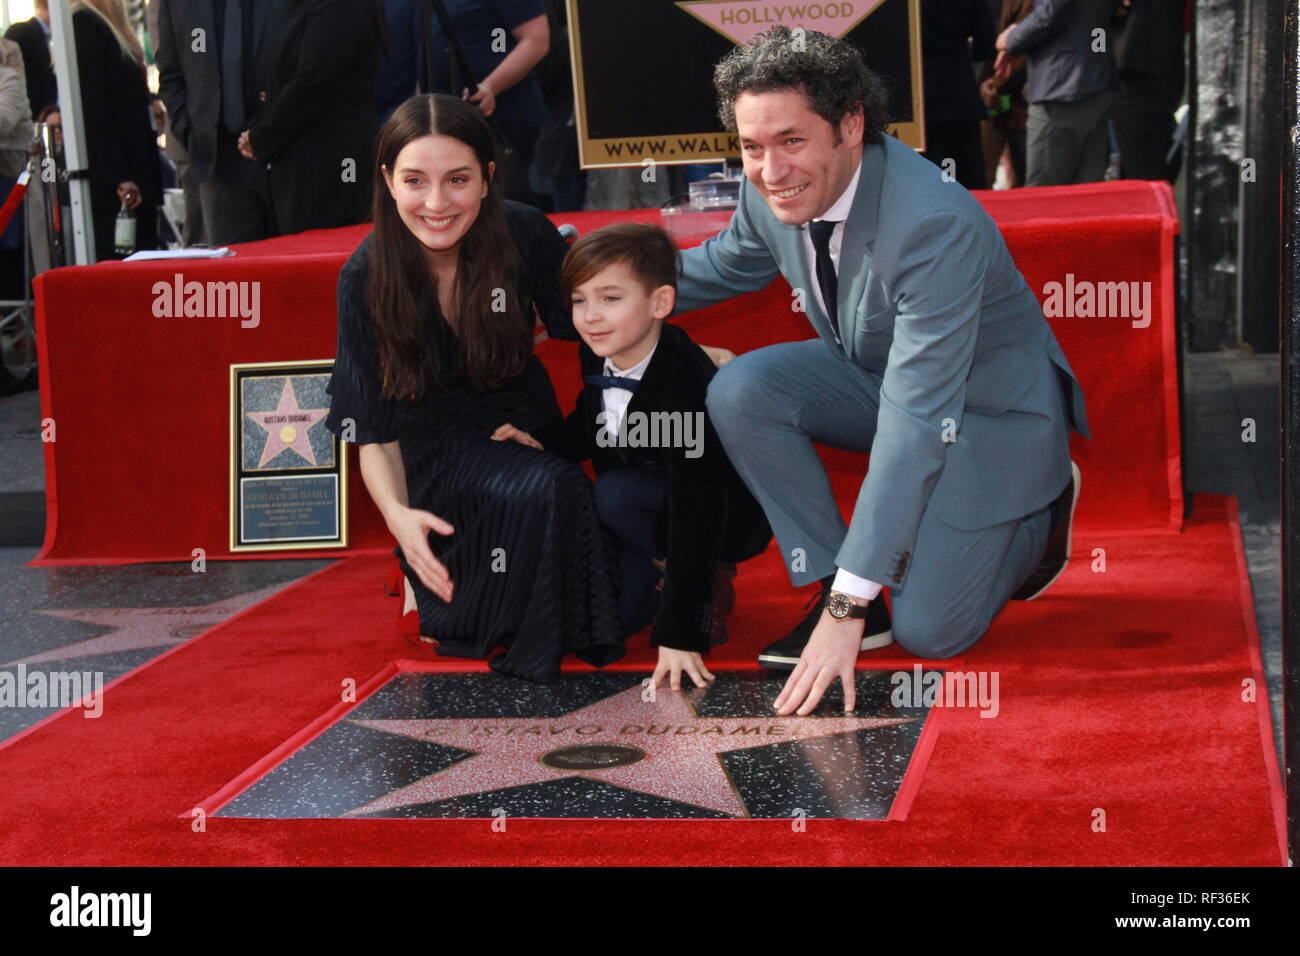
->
[560,222,681,301]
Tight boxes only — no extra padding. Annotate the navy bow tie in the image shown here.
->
[584,374,641,392]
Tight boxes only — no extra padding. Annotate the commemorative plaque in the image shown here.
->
[567,0,925,168]
[230,361,347,552]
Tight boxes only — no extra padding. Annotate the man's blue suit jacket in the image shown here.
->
[675,132,1090,591]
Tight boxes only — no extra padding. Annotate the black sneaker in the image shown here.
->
[1011,460,1081,601]
[757,585,893,670]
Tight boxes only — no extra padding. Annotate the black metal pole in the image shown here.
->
[1240,0,1284,353]
[1280,0,1299,869]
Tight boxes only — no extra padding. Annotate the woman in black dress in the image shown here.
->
[240,0,383,236]
[325,94,622,682]
[72,0,161,259]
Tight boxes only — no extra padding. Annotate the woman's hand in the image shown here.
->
[237,130,255,161]
[980,77,1000,109]
[464,82,496,117]
[116,181,142,210]
[492,423,542,449]
[385,505,455,602]
[651,647,715,691]
[700,345,736,369]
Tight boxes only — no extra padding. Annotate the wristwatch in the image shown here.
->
[825,590,870,620]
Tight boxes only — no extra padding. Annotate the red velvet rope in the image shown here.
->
[0,171,29,234]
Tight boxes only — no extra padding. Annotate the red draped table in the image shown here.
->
[31,180,1180,564]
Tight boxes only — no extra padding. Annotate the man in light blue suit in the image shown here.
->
[675,26,1090,715]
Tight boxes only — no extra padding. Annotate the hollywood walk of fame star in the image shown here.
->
[5,583,288,667]
[245,379,329,468]
[344,683,919,817]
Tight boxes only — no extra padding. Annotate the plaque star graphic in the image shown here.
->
[345,684,918,817]
[675,0,886,46]
[6,583,288,666]
[245,379,329,468]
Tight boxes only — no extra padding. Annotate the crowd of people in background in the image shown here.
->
[921,0,1189,189]
[0,0,1190,263]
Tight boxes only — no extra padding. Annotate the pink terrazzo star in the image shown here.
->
[346,684,917,817]
[8,583,288,666]
[245,379,329,468]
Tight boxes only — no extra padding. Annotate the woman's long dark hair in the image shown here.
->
[370,94,529,399]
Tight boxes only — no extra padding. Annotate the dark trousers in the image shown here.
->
[175,158,206,246]
[198,136,276,245]
[922,120,989,191]
[593,468,667,637]
[1113,70,1182,182]
[1025,90,1117,186]
[494,117,540,206]
[982,119,1027,188]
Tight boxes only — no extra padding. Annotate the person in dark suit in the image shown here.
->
[377,0,420,125]
[3,0,56,118]
[920,0,997,190]
[72,0,162,259]
[530,0,584,211]
[1112,0,1186,181]
[239,0,382,236]
[156,0,287,244]
[501,223,772,690]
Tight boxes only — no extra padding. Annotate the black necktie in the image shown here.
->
[809,219,841,341]
[584,374,640,392]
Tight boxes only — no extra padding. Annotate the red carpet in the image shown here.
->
[31,180,1180,564]
[0,495,1283,866]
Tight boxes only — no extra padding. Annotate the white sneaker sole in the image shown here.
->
[757,629,894,667]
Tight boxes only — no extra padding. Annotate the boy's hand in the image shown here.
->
[700,345,737,368]
[491,423,543,449]
[651,647,715,691]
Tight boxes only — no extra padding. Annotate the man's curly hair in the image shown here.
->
[712,25,891,144]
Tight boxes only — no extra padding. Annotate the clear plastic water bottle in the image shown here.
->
[114,198,136,258]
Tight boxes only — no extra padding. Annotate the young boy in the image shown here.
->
[494,223,771,690]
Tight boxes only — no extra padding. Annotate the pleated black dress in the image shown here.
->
[324,204,624,682]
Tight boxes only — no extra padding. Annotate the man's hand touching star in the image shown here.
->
[773,608,865,715]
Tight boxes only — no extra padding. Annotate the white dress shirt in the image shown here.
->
[599,343,657,440]
[800,160,862,339]
[801,162,883,604]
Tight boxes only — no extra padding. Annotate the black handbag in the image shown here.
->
[419,0,533,202]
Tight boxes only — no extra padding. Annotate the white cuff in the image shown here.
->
[832,568,884,602]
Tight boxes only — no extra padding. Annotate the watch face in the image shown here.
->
[827,593,851,619]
